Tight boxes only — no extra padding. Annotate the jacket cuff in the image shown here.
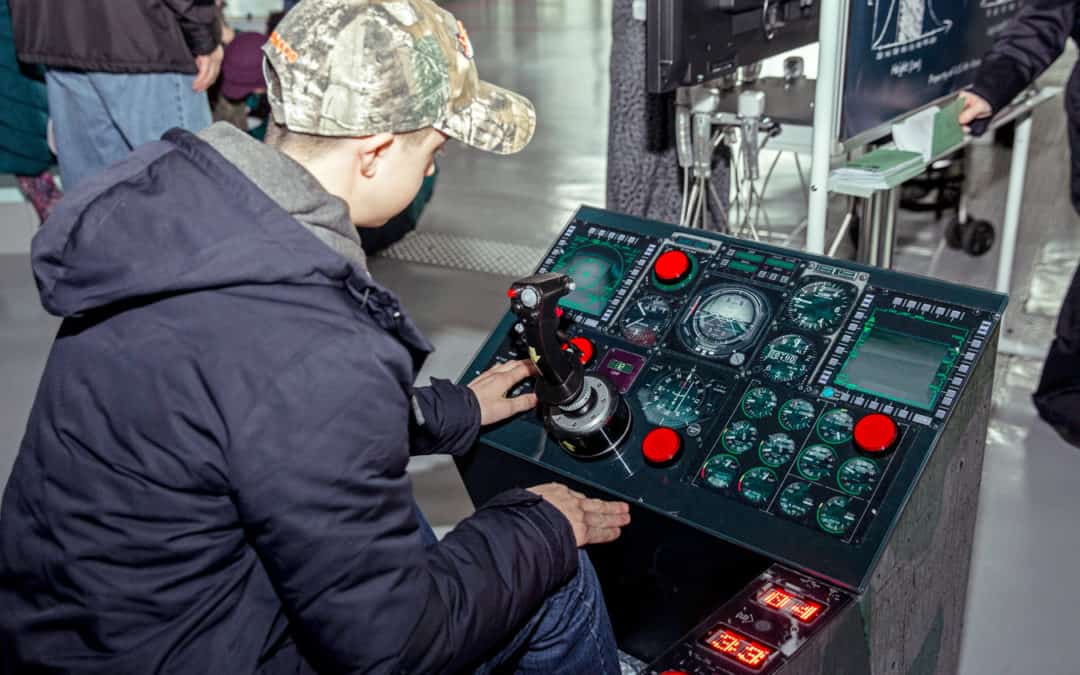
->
[480,488,579,580]
[971,57,1033,115]
[409,379,481,456]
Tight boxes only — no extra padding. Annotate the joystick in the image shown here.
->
[509,273,632,458]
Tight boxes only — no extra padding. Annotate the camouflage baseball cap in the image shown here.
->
[262,0,535,155]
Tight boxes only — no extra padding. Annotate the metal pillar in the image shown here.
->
[806,1,846,256]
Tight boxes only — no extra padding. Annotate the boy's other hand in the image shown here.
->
[527,483,631,547]
[468,360,539,426]
[193,45,225,93]
[958,91,992,131]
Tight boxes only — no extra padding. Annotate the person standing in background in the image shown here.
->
[0,0,62,222]
[8,0,223,191]
[958,0,1080,447]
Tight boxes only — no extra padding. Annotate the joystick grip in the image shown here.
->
[509,273,584,406]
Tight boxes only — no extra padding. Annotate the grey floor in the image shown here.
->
[2,2,1079,673]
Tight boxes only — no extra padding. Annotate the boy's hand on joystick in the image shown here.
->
[469,359,540,426]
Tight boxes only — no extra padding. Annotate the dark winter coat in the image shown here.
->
[0,0,50,175]
[969,0,1080,212]
[0,129,578,674]
[9,0,220,74]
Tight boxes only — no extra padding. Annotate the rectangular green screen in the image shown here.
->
[837,326,950,410]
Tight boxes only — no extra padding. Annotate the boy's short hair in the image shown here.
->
[262,0,535,155]
[264,122,431,159]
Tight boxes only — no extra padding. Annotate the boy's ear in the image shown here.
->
[356,133,395,178]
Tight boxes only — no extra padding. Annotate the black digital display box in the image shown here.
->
[460,206,1006,594]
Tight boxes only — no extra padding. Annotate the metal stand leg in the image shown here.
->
[996,114,1032,295]
[857,188,898,268]
[995,115,1040,358]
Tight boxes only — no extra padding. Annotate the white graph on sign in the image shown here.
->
[871,0,953,52]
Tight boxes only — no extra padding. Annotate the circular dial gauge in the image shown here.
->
[817,408,855,445]
[760,334,817,383]
[721,420,759,455]
[818,495,859,536]
[837,457,881,497]
[636,365,725,429]
[679,287,769,359]
[759,432,797,467]
[620,295,673,347]
[738,466,778,506]
[741,387,778,420]
[779,398,816,432]
[779,481,816,519]
[785,279,858,334]
[702,454,741,490]
[797,444,839,482]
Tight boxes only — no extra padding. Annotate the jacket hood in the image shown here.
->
[32,129,365,318]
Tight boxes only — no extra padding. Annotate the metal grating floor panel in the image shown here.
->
[381,231,548,278]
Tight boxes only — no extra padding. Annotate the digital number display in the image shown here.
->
[608,359,635,374]
[703,627,773,670]
[757,585,824,624]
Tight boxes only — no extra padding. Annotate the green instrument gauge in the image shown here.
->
[721,420,759,455]
[738,466,779,506]
[620,294,673,347]
[701,454,741,490]
[741,386,778,419]
[636,364,726,428]
[785,279,858,334]
[837,457,881,497]
[817,408,855,444]
[818,495,859,536]
[760,334,817,384]
[797,444,839,482]
[779,398,816,431]
[759,432,797,467]
[678,286,770,359]
[778,481,816,519]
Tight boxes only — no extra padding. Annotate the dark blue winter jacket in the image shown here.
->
[0,130,578,674]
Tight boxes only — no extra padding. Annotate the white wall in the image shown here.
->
[225,0,282,19]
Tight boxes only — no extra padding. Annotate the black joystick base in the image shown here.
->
[508,273,633,458]
[541,374,633,459]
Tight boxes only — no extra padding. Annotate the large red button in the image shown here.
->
[562,337,594,365]
[643,427,682,464]
[655,250,692,284]
[854,413,899,454]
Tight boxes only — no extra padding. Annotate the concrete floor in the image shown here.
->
[2,2,1079,673]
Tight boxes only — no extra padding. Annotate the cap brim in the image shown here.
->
[435,81,536,155]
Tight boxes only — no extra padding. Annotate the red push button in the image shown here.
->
[643,427,682,464]
[655,250,692,284]
[562,337,594,365]
[854,413,899,454]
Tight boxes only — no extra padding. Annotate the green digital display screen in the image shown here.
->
[608,359,635,374]
[836,325,952,410]
[550,235,643,316]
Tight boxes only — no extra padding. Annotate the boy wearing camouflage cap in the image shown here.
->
[0,1,629,673]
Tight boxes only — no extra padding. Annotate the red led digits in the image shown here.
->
[704,628,773,671]
[762,588,793,610]
[789,600,823,623]
[757,585,825,624]
[739,644,770,668]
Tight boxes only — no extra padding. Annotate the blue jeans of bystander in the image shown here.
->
[415,507,622,675]
[45,69,213,190]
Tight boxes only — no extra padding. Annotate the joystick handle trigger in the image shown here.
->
[509,273,585,407]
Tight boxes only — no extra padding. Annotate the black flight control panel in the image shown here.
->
[459,206,1005,673]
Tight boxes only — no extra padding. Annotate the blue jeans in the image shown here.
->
[415,508,621,675]
[45,69,213,190]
